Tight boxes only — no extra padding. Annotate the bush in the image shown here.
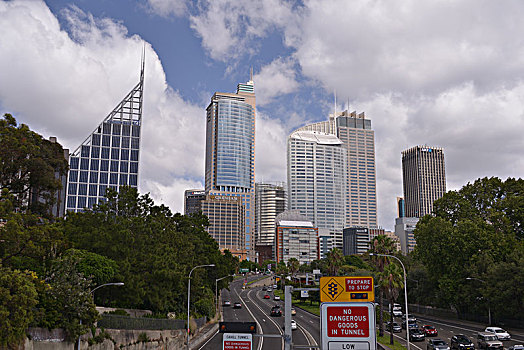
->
[194,298,215,319]
[104,309,130,316]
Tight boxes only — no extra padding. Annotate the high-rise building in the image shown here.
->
[275,210,319,264]
[287,130,347,252]
[204,78,255,260]
[395,217,419,254]
[342,227,370,255]
[184,189,206,215]
[402,145,446,218]
[254,182,286,261]
[296,109,378,228]
[65,61,144,212]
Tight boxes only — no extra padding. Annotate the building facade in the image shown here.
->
[342,227,370,255]
[274,210,319,264]
[184,189,206,215]
[287,130,347,252]
[204,79,256,260]
[395,217,419,254]
[402,145,446,218]
[65,63,144,212]
[254,182,286,260]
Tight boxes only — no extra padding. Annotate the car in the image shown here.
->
[263,294,270,299]
[427,338,450,350]
[477,332,503,350]
[386,321,402,333]
[410,328,426,342]
[402,316,417,329]
[508,345,524,350]
[274,295,281,301]
[270,305,282,317]
[451,334,475,350]
[233,302,242,309]
[262,286,267,291]
[484,327,511,341]
[273,284,278,289]
[267,288,273,292]
[291,308,296,316]
[223,300,231,307]
[408,323,419,331]
[282,320,298,331]
[393,309,403,317]
[423,325,438,336]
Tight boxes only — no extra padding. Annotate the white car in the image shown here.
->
[485,327,511,341]
[274,295,281,300]
[291,320,297,330]
[393,309,403,317]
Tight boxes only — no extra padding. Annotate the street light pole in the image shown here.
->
[78,282,124,350]
[466,277,491,325]
[215,275,233,315]
[187,264,215,349]
[370,253,410,350]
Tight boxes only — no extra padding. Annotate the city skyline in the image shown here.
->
[2,1,524,231]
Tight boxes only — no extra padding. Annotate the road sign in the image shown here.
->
[219,322,257,333]
[320,276,374,302]
[239,268,249,273]
[321,302,376,350]
[223,333,252,350]
[301,290,309,298]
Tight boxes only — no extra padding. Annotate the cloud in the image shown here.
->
[255,112,288,183]
[0,1,204,214]
[254,57,299,106]
[146,0,187,17]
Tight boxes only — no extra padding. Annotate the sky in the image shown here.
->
[1,0,524,231]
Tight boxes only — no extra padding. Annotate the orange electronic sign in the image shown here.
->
[320,276,374,302]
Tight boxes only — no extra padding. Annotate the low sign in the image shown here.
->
[320,276,374,302]
[223,333,252,350]
[321,302,376,350]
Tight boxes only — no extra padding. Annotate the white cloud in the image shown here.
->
[255,112,288,183]
[146,0,187,17]
[0,1,204,214]
[254,57,299,106]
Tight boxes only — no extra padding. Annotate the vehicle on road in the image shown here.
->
[233,302,242,309]
[282,320,297,331]
[391,303,403,317]
[264,294,270,299]
[386,321,401,333]
[410,328,425,342]
[477,332,503,350]
[423,325,438,336]
[508,345,524,350]
[273,284,278,289]
[223,300,231,307]
[451,334,475,350]
[291,308,296,316]
[484,327,511,341]
[262,286,267,291]
[267,288,273,292]
[274,295,281,300]
[270,305,282,317]
[402,316,417,329]
[393,309,403,317]
[427,338,450,350]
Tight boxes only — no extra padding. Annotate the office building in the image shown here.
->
[397,197,405,218]
[402,145,446,218]
[184,189,206,215]
[395,217,419,254]
[254,182,286,257]
[296,109,378,228]
[343,227,370,255]
[287,130,347,251]
[65,62,144,212]
[204,78,256,260]
[384,230,401,251]
[274,210,319,264]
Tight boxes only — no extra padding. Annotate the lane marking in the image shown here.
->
[234,286,264,350]
[245,288,284,350]
[197,329,219,350]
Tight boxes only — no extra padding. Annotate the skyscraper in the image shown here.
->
[254,182,286,257]
[65,60,144,212]
[287,130,347,252]
[296,109,378,228]
[184,189,206,215]
[402,145,446,218]
[204,78,256,260]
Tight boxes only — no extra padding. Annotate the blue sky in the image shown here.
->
[1,0,524,231]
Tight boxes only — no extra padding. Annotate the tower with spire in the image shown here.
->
[64,56,145,212]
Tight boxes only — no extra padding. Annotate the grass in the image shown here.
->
[377,330,407,350]
[273,289,321,316]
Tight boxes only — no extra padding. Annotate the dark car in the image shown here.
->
[386,321,402,333]
[423,325,438,337]
[262,286,267,291]
[270,305,282,317]
[410,328,426,342]
[427,339,450,350]
[408,323,419,331]
[233,302,242,309]
[451,334,475,350]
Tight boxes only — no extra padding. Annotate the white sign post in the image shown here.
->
[320,302,376,350]
[223,333,252,350]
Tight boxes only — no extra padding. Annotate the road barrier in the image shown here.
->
[97,315,207,330]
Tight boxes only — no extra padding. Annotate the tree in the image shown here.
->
[0,267,39,348]
[325,248,344,276]
[287,258,300,278]
[379,263,404,345]
[0,114,68,217]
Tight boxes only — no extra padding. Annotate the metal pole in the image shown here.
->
[187,264,215,349]
[284,286,292,350]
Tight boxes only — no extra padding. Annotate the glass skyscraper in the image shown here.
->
[204,79,256,260]
[65,63,144,212]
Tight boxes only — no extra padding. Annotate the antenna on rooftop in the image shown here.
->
[334,89,337,116]
[140,44,145,84]
[250,67,253,82]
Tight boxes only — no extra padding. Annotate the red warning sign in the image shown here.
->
[326,306,369,337]
[224,341,251,350]
[345,277,373,292]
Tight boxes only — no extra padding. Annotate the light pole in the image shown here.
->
[215,275,233,315]
[187,264,215,349]
[466,277,491,325]
[370,253,410,350]
[78,282,124,350]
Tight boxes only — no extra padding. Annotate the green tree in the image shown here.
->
[325,248,344,276]
[287,258,300,278]
[0,114,68,218]
[0,267,39,348]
